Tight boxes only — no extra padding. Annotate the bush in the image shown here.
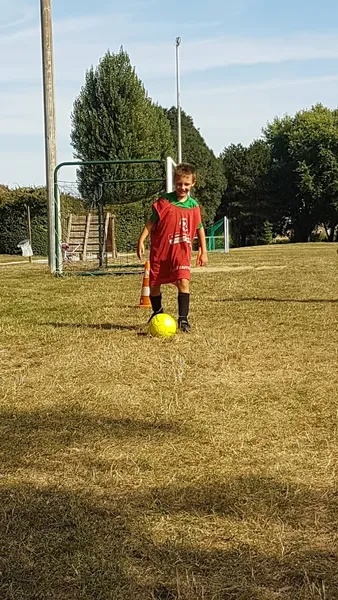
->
[0,185,12,205]
[310,227,328,242]
[0,188,48,255]
[271,235,291,244]
[262,220,273,244]
[0,187,86,256]
[247,221,274,246]
[109,200,150,253]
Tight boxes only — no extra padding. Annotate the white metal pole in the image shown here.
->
[175,37,182,164]
[40,0,58,273]
[166,157,173,192]
[224,217,230,253]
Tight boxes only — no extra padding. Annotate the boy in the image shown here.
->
[137,163,208,332]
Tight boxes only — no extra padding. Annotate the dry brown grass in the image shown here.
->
[0,243,337,600]
[0,256,46,265]
[0,255,29,264]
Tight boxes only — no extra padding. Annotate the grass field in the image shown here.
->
[0,243,337,600]
[0,255,29,264]
[0,255,46,265]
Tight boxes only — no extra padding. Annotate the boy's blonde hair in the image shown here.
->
[174,163,196,181]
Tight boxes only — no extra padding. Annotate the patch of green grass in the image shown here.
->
[0,243,337,599]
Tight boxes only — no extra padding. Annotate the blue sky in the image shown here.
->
[1,0,338,186]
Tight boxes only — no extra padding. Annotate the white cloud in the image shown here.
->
[3,11,338,83]
[2,5,338,185]
[184,74,338,97]
[3,73,338,186]
[0,150,77,188]
[129,33,338,78]
[181,76,338,153]
[0,89,42,134]
[0,1,35,31]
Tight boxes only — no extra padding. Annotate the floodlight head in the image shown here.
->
[176,36,181,46]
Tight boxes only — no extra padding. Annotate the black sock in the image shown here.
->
[150,294,162,314]
[178,292,190,321]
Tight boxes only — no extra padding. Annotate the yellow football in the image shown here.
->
[148,313,177,338]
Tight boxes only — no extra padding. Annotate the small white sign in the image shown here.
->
[18,239,33,257]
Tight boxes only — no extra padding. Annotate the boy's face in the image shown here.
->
[175,173,195,200]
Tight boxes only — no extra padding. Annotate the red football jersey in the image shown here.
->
[149,197,202,286]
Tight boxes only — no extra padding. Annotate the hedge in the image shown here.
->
[109,200,151,253]
[0,188,48,255]
[0,188,85,256]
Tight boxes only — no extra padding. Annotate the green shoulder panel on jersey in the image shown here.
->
[151,192,200,222]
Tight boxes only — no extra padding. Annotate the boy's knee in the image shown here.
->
[150,285,161,296]
[176,279,190,293]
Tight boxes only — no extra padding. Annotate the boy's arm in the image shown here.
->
[196,226,208,267]
[137,218,153,261]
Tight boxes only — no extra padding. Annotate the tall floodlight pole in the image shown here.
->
[175,37,182,163]
[40,0,58,272]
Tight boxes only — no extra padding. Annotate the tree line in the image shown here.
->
[71,48,338,244]
[219,106,338,244]
[1,48,338,256]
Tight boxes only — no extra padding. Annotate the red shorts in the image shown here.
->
[149,261,191,286]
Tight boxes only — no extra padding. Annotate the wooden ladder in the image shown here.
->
[66,212,117,261]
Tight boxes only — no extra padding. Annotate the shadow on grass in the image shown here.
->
[0,478,337,599]
[0,408,184,472]
[1,411,336,599]
[0,485,137,600]
[43,322,141,331]
[217,297,338,304]
[137,475,338,529]
[151,545,338,600]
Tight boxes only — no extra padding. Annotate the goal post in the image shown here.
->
[204,217,230,253]
[224,217,230,253]
[53,157,177,276]
[166,156,176,192]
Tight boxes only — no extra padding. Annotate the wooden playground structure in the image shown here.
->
[64,212,117,261]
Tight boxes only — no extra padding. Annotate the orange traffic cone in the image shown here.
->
[138,260,152,308]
